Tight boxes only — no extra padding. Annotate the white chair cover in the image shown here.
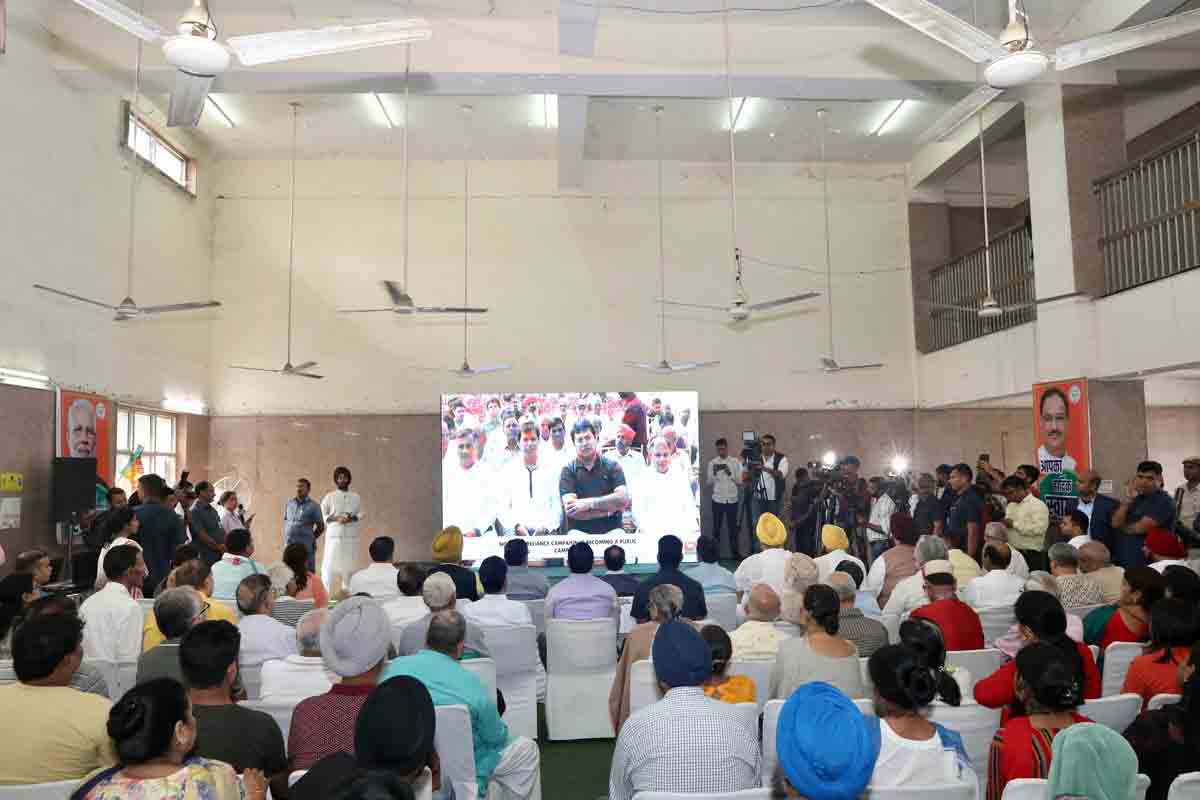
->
[977,608,1017,648]
[946,649,1007,692]
[728,661,773,713]
[243,699,298,743]
[773,621,803,638]
[85,659,138,700]
[1067,604,1106,619]
[629,659,661,717]
[635,790,772,799]
[618,598,636,635]
[0,659,13,689]
[1103,643,1144,697]
[239,663,264,701]
[545,618,617,740]
[1004,775,1150,800]
[881,614,901,644]
[521,600,546,636]
[707,593,739,632]
[461,657,498,698]
[760,699,785,786]
[1090,645,1100,663]
[137,597,156,619]
[867,782,975,800]
[1148,693,1182,711]
[481,625,540,740]
[1166,771,1200,800]
[854,697,876,716]
[1081,693,1142,733]
[1136,774,1151,800]
[929,703,1003,789]
[436,704,479,800]
[413,767,435,800]
[0,780,82,798]
[288,770,307,787]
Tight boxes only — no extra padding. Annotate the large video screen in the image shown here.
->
[441,392,701,565]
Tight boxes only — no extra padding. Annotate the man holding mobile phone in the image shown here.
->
[707,438,743,558]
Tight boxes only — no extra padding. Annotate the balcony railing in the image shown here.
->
[927,224,1035,352]
[1095,128,1200,294]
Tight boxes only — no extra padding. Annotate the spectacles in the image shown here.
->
[193,602,211,621]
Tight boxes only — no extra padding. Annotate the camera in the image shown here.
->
[740,430,763,470]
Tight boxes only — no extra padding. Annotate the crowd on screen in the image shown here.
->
[0,449,1198,800]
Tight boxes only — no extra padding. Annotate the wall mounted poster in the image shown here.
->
[57,389,112,484]
[1033,378,1091,518]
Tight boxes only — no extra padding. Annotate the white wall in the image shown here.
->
[208,157,917,414]
[0,2,215,407]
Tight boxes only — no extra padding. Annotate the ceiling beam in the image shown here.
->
[557,95,589,189]
[1056,0,1169,43]
[558,0,597,58]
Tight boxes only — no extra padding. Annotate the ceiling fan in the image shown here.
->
[33,31,220,322]
[339,49,487,319]
[659,2,821,324]
[627,107,721,376]
[865,0,1200,144]
[69,0,430,127]
[229,103,322,380]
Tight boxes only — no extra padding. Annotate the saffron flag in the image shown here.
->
[120,446,145,483]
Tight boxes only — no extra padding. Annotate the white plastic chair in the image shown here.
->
[728,661,773,713]
[946,649,1006,692]
[521,600,546,636]
[436,704,479,800]
[1090,645,1100,663]
[413,767,435,800]
[481,625,539,740]
[881,614,901,644]
[1081,693,1142,732]
[1167,771,1200,800]
[239,663,263,700]
[773,621,803,638]
[619,598,636,635]
[707,593,739,632]
[929,703,1003,787]
[1103,643,1144,697]
[138,597,157,619]
[1148,693,1182,711]
[461,657,498,698]
[854,697,876,716]
[761,699,785,786]
[867,783,975,800]
[977,607,1017,647]
[85,659,138,700]
[545,618,617,740]
[635,790,772,799]
[1004,775,1150,800]
[243,698,297,743]
[0,780,82,798]
[629,659,661,717]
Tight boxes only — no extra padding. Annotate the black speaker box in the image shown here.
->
[52,457,96,520]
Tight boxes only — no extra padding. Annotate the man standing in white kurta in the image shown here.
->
[320,466,363,596]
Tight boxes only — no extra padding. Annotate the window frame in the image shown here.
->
[114,405,179,493]
[122,101,197,196]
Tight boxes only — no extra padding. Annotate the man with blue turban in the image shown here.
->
[774,682,881,799]
[608,620,759,800]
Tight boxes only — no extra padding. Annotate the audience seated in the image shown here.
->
[93,509,146,597]
[828,572,888,659]
[0,594,110,696]
[282,542,328,608]
[0,573,36,658]
[598,544,642,597]
[984,523,1029,578]
[502,539,549,600]
[836,560,882,616]
[814,524,865,583]
[290,676,437,800]
[631,535,707,622]
[1014,571,1085,644]
[778,552,820,629]
[138,588,206,684]
[259,608,335,702]
[347,536,400,599]
[728,584,784,662]
[396,572,490,657]
[771,584,864,701]
[900,618,973,701]
[383,610,542,799]
[79,544,145,662]
[975,591,1101,720]
[289,597,391,771]
[210,530,264,602]
[462,556,535,627]
[1125,641,1200,800]
[685,535,737,594]
[1146,527,1189,573]
[1060,509,1093,549]
[940,527,983,587]
[179,620,289,799]
[1048,542,1106,607]
[382,564,429,628]
[144,560,238,651]
[1046,723,1139,800]
[545,541,618,622]
[1122,598,1198,707]
[882,535,948,616]
[1078,541,1125,604]
[428,526,482,602]
[868,643,968,788]
[909,560,985,651]
[608,620,759,800]
[236,574,299,666]
[963,543,1026,609]
[699,624,755,704]
[1084,565,1165,651]
[864,512,919,610]
[610,585,684,731]
[0,615,117,784]
[771,682,878,799]
[1163,564,1200,604]
[13,549,52,596]
[71,677,265,800]
[986,642,1091,800]
[734,512,791,609]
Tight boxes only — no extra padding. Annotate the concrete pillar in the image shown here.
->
[1088,379,1149,490]
[908,203,951,354]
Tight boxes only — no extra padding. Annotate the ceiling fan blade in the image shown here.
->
[659,299,727,312]
[382,280,405,305]
[229,365,282,373]
[748,292,821,312]
[138,300,222,314]
[919,299,981,314]
[1000,290,1089,313]
[32,284,115,311]
[625,361,659,371]
[338,307,396,314]
[167,70,214,128]
[466,364,512,375]
[1055,8,1200,71]
[918,86,1005,145]
[861,0,1009,64]
[836,363,885,371]
[413,306,489,314]
[666,360,721,372]
[70,0,163,42]
[290,361,318,372]
[226,18,431,66]
[290,372,324,380]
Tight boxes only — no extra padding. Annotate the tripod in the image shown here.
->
[739,466,771,557]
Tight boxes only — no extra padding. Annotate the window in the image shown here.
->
[124,105,195,194]
[115,407,177,493]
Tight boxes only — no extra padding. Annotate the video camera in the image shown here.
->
[741,430,763,471]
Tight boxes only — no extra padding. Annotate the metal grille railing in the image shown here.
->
[1095,129,1200,294]
[927,224,1035,352]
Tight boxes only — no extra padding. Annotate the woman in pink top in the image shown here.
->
[283,543,328,607]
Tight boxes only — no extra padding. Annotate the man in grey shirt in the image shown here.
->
[284,478,326,571]
[394,573,490,657]
[502,539,549,600]
[190,481,226,566]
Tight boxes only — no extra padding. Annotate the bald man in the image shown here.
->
[1077,541,1125,604]
[728,584,783,662]
[828,572,887,659]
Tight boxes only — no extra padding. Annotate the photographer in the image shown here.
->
[789,468,820,557]
[741,434,788,554]
[707,438,743,558]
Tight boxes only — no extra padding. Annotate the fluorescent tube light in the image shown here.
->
[206,96,236,128]
[873,99,908,136]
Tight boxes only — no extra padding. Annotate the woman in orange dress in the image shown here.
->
[1122,598,1197,708]
[283,542,329,608]
[699,624,755,704]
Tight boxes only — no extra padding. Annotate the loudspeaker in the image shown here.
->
[52,457,96,521]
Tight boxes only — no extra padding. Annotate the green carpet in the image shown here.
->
[537,703,614,800]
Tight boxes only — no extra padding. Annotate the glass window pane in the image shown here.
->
[135,125,154,161]
[161,456,176,484]
[127,116,137,150]
[117,410,131,451]
[156,416,176,454]
[134,412,153,451]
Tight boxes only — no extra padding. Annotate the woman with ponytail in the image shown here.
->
[770,584,865,701]
[986,642,1091,800]
[899,618,968,705]
[699,624,755,704]
[868,644,970,787]
[73,677,265,800]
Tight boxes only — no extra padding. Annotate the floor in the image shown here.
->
[537,705,615,800]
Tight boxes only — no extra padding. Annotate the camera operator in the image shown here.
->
[789,467,820,556]
[707,438,743,559]
[742,434,787,554]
